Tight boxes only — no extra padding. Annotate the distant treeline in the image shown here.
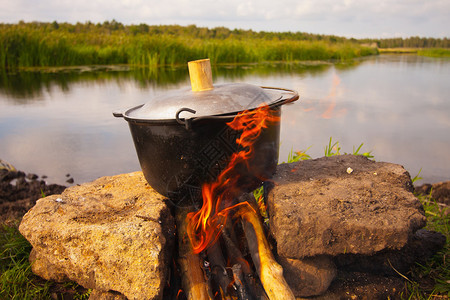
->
[0,21,446,69]
[360,37,449,49]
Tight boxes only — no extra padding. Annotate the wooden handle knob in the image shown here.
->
[188,59,214,92]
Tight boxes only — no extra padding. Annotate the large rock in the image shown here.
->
[267,155,427,259]
[19,172,175,300]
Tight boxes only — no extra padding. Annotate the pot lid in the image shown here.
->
[125,83,297,121]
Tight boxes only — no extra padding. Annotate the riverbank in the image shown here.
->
[378,47,450,57]
[0,22,375,69]
[2,22,449,71]
[378,48,419,54]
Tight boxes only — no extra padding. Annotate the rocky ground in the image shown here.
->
[1,161,448,299]
[0,168,67,225]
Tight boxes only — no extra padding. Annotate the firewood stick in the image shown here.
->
[232,263,253,300]
[222,231,248,272]
[176,207,213,300]
[239,204,295,300]
[206,239,231,297]
[222,215,268,300]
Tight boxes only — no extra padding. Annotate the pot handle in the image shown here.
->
[176,108,197,130]
[113,110,124,118]
[261,86,300,106]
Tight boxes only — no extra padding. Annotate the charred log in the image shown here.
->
[237,197,295,300]
[176,207,213,300]
[207,239,231,297]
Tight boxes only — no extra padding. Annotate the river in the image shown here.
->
[0,54,449,186]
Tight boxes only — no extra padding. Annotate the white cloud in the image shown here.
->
[0,0,449,37]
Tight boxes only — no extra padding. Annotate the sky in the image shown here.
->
[1,0,449,39]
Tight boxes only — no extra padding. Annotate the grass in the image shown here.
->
[417,48,450,58]
[0,224,51,299]
[1,22,448,70]
[323,136,374,159]
[0,22,378,70]
[0,225,91,299]
[1,138,448,299]
[378,48,419,54]
[403,193,450,299]
[378,47,450,58]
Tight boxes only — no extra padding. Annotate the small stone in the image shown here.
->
[26,173,39,180]
[346,167,353,174]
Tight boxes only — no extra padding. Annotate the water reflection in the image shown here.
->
[0,62,335,102]
[0,55,448,185]
[0,66,192,101]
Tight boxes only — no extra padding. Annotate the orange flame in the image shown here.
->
[186,104,280,254]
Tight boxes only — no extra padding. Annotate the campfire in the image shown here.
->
[178,104,294,300]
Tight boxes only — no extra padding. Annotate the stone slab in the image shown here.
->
[267,155,426,259]
[19,172,175,300]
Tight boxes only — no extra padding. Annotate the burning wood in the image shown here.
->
[206,240,231,297]
[177,198,294,300]
[176,207,213,300]
[222,219,263,296]
[238,200,295,300]
[174,100,294,299]
[186,104,281,254]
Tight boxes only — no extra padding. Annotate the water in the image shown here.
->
[0,55,449,186]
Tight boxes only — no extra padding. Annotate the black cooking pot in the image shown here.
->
[114,83,299,207]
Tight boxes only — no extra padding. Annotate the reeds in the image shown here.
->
[0,23,378,70]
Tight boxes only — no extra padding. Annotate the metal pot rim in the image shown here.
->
[113,86,299,126]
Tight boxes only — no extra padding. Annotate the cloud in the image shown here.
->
[0,0,449,37]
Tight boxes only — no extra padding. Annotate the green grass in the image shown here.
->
[0,225,52,299]
[0,225,91,299]
[324,136,374,159]
[378,48,419,54]
[403,194,449,299]
[0,22,378,70]
[417,48,450,58]
[378,47,450,58]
